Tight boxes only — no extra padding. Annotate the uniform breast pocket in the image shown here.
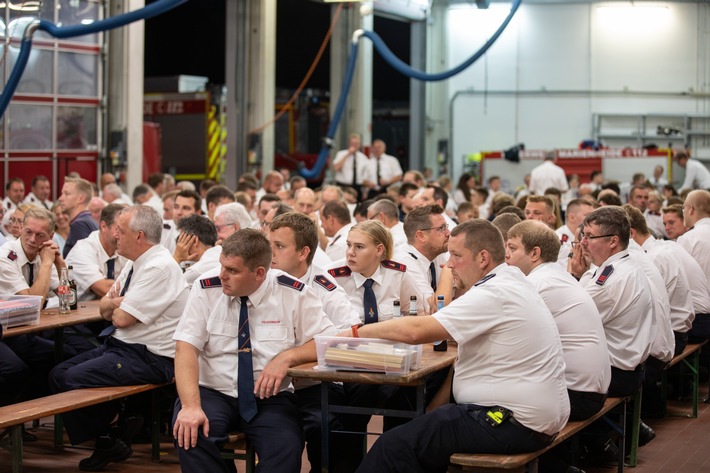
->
[253,325,291,352]
[205,319,239,355]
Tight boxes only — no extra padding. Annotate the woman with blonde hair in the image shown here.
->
[51,203,70,255]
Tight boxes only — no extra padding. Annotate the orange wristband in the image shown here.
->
[351,323,363,338]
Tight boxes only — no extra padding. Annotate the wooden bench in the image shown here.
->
[0,382,171,473]
[661,340,707,418]
[449,396,628,473]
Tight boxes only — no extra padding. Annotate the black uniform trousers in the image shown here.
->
[0,340,33,405]
[3,334,55,399]
[355,403,552,473]
[48,337,174,445]
[173,386,304,473]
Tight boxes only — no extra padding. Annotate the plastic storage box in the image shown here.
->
[315,336,422,375]
[0,295,42,330]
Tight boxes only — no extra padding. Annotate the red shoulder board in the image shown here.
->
[560,234,568,243]
[199,276,222,289]
[328,266,352,278]
[595,265,614,286]
[381,260,406,272]
[313,275,337,292]
[7,251,17,262]
[277,274,305,291]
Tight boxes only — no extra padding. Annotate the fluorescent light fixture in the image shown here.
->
[596,3,671,30]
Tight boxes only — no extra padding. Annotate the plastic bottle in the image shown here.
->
[408,296,417,316]
[68,265,78,310]
[433,295,448,351]
[393,300,401,318]
[58,267,71,314]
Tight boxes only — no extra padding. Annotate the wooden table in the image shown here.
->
[287,345,458,472]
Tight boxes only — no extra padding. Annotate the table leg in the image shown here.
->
[321,382,329,473]
[53,328,65,447]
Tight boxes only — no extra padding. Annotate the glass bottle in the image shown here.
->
[433,295,448,351]
[68,265,78,310]
[58,267,71,314]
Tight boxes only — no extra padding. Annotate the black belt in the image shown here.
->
[508,416,557,445]
[569,390,607,403]
[646,355,670,371]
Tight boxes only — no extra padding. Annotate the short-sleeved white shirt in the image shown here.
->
[0,239,60,295]
[23,192,52,209]
[332,150,369,185]
[173,268,336,398]
[364,153,403,190]
[303,265,360,330]
[327,258,425,321]
[111,244,189,358]
[184,245,222,286]
[658,239,710,315]
[393,243,448,312]
[583,251,655,370]
[677,218,710,287]
[161,220,178,254]
[66,230,127,301]
[325,223,353,262]
[435,264,570,435]
[527,263,611,394]
[679,159,710,192]
[554,225,575,269]
[529,161,569,195]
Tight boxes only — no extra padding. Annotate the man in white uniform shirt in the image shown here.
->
[529,154,569,195]
[23,175,53,209]
[173,215,220,285]
[49,205,189,471]
[367,199,407,248]
[393,204,450,312]
[676,151,710,192]
[66,204,127,301]
[555,198,595,267]
[363,139,403,199]
[506,220,610,421]
[332,133,369,200]
[350,219,569,472]
[171,229,335,473]
[3,177,25,213]
[677,190,710,286]
[322,200,353,261]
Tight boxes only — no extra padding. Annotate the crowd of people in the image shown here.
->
[1,141,710,473]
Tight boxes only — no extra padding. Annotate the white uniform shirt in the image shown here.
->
[365,153,403,191]
[184,245,223,286]
[658,239,710,315]
[389,222,407,248]
[327,258,425,321]
[303,265,360,330]
[677,217,710,287]
[555,225,575,269]
[146,194,164,215]
[529,161,569,195]
[0,239,60,294]
[312,246,331,269]
[325,223,353,262]
[644,210,667,239]
[628,241,673,363]
[333,150,369,185]
[679,159,710,191]
[393,244,448,312]
[23,192,52,209]
[583,251,655,370]
[2,197,18,213]
[111,244,189,358]
[442,212,457,232]
[528,263,611,394]
[65,230,127,301]
[161,220,178,254]
[435,264,569,435]
[173,268,336,398]
[641,237,694,334]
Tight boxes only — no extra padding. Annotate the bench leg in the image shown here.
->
[627,388,642,468]
[151,389,161,462]
[682,349,701,418]
[11,425,23,473]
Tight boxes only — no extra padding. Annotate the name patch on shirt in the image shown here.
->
[313,275,336,291]
[560,234,568,244]
[595,265,614,286]
[7,251,17,261]
[381,260,406,272]
[277,274,305,291]
[199,276,222,289]
[328,266,352,278]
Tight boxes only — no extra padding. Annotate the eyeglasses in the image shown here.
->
[9,217,22,224]
[420,223,448,234]
[580,233,616,241]
[215,222,236,231]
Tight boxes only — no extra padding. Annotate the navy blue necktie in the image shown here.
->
[238,296,258,422]
[429,262,437,292]
[363,278,378,324]
[106,259,115,280]
[27,263,34,286]
[100,268,133,338]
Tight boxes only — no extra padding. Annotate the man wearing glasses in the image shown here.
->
[555,198,596,268]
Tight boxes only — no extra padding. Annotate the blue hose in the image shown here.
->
[0,0,188,118]
[299,0,521,178]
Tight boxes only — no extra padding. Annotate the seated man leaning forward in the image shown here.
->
[349,219,570,473]
[172,228,336,473]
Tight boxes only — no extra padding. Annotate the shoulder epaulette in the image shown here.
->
[163,223,171,230]
[277,274,305,291]
[381,260,406,272]
[199,276,222,289]
[474,273,496,286]
[560,234,568,243]
[328,266,352,278]
[313,275,336,291]
[7,251,17,262]
[595,265,614,286]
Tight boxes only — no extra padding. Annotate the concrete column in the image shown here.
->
[410,20,426,173]
[106,0,144,193]
[425,0,450,178]
[225,0,249,188]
